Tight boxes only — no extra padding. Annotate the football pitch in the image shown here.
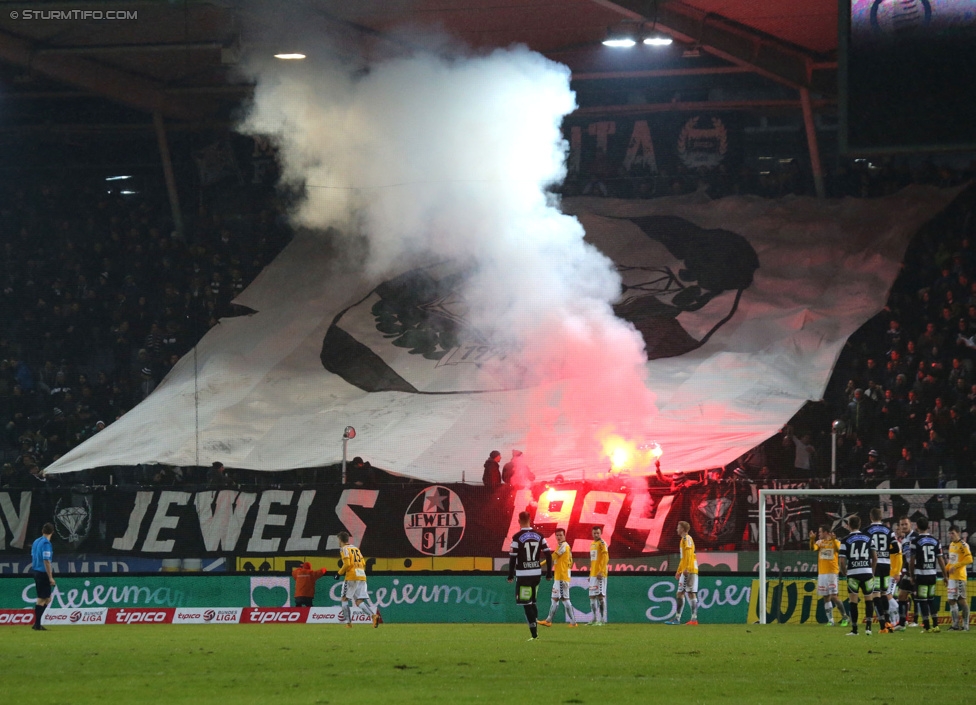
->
[3,623,971,704]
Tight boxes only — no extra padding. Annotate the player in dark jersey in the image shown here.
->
[865,508,899,632]
[839,515,877,636]
[507,510,553,641]
[895,516,917,629]
[910,517,948,633]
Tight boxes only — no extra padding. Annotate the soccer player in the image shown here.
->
[666,521,699,625]
[539,527,577,628]
[886,524,904,629]
[335,531,380,628]
[839,515,876,636]
[944,525,972,631]
[507,511,553,640]
[910,517,947,633]
[30,522,56,631]
[588,526,609,625]
[865,508,899,632]
[895,516,917,629]
[809,525,848,627]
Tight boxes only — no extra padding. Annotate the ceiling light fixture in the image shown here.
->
[273,53,306,60]
[643,34,673,47]
[602,24,639,48]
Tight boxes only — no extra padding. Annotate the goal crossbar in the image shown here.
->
[758,487,976,624]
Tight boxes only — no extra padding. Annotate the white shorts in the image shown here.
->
[817,573,839,596]
[588,576,607,597]
[678,573,699,593]
[948,579,967,601]
[551,579,571,600]
[341,580,370,602]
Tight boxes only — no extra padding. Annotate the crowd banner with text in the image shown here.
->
[2,478,972,559]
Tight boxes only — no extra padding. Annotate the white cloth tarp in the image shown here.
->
[45,188,961,481]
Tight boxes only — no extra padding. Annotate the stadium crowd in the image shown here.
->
[0,175,289,488]
[561,154,976,201]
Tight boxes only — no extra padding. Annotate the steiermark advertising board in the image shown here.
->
[0,574,753,623]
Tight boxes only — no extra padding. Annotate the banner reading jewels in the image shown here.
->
[0,574,753,623]
[0,479,971,558]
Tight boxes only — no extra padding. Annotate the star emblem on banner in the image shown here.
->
[825,501,856,533]
[424,487,449,513]
[904,482,933,519]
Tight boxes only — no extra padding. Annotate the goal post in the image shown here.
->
[757,487,976,625]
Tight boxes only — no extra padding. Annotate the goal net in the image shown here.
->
[757,487,976,625]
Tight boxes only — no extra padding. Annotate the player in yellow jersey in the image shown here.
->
[588,526,609,625]
[885,524,904,629]
[336,531,380,628]
[809,525,849,627]
[539,528,577,628]
[945,525,972,631]
[666,521,700,625]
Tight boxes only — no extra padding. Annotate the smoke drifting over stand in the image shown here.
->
[239,29,658,473]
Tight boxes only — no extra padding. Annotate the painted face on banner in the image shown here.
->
[320,215,758,393]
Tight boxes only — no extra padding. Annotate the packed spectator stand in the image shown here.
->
[0,175,289,488]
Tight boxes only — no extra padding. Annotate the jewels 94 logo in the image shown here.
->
[403,485,466,556]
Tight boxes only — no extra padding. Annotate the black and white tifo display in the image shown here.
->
[43,187,960,483]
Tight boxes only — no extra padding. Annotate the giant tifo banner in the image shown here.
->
[2,479,972,559]
[43,188,959,482]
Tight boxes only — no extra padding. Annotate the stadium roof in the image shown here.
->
[0,0,837,124]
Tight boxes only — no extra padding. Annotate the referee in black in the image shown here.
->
[507,511,553,640]
[30,523,56,630]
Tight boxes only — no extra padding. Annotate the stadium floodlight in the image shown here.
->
[757,486,976,624]
[602,24,638,48]
[642,33,673,47]
[105,175,132,181]
[341,426,356,483]
[273,53,306,60]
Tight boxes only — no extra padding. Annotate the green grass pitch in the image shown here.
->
[2,623,972,703]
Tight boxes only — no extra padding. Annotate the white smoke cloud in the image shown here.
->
[239,32,657,471]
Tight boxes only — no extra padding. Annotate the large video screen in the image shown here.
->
[844,0,976,151]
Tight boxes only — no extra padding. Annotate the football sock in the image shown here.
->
[590,598,599,622]
[341,602,352,624]
[874,597,889,625]
[357,601,374,617]
[898,600,908,626]
[962,601,971,628]
[34,604,43,626]
[823,598,834,624]
[849,603,859,633]
[565,601,577,626]
[950,603,959,628]
[888,598,899,626]
[524,604,538,637]
[689,596,698,620]
[546,602,558,623]
[603,596,608,623]
[918,599,931,629]
[675,594,685,621]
